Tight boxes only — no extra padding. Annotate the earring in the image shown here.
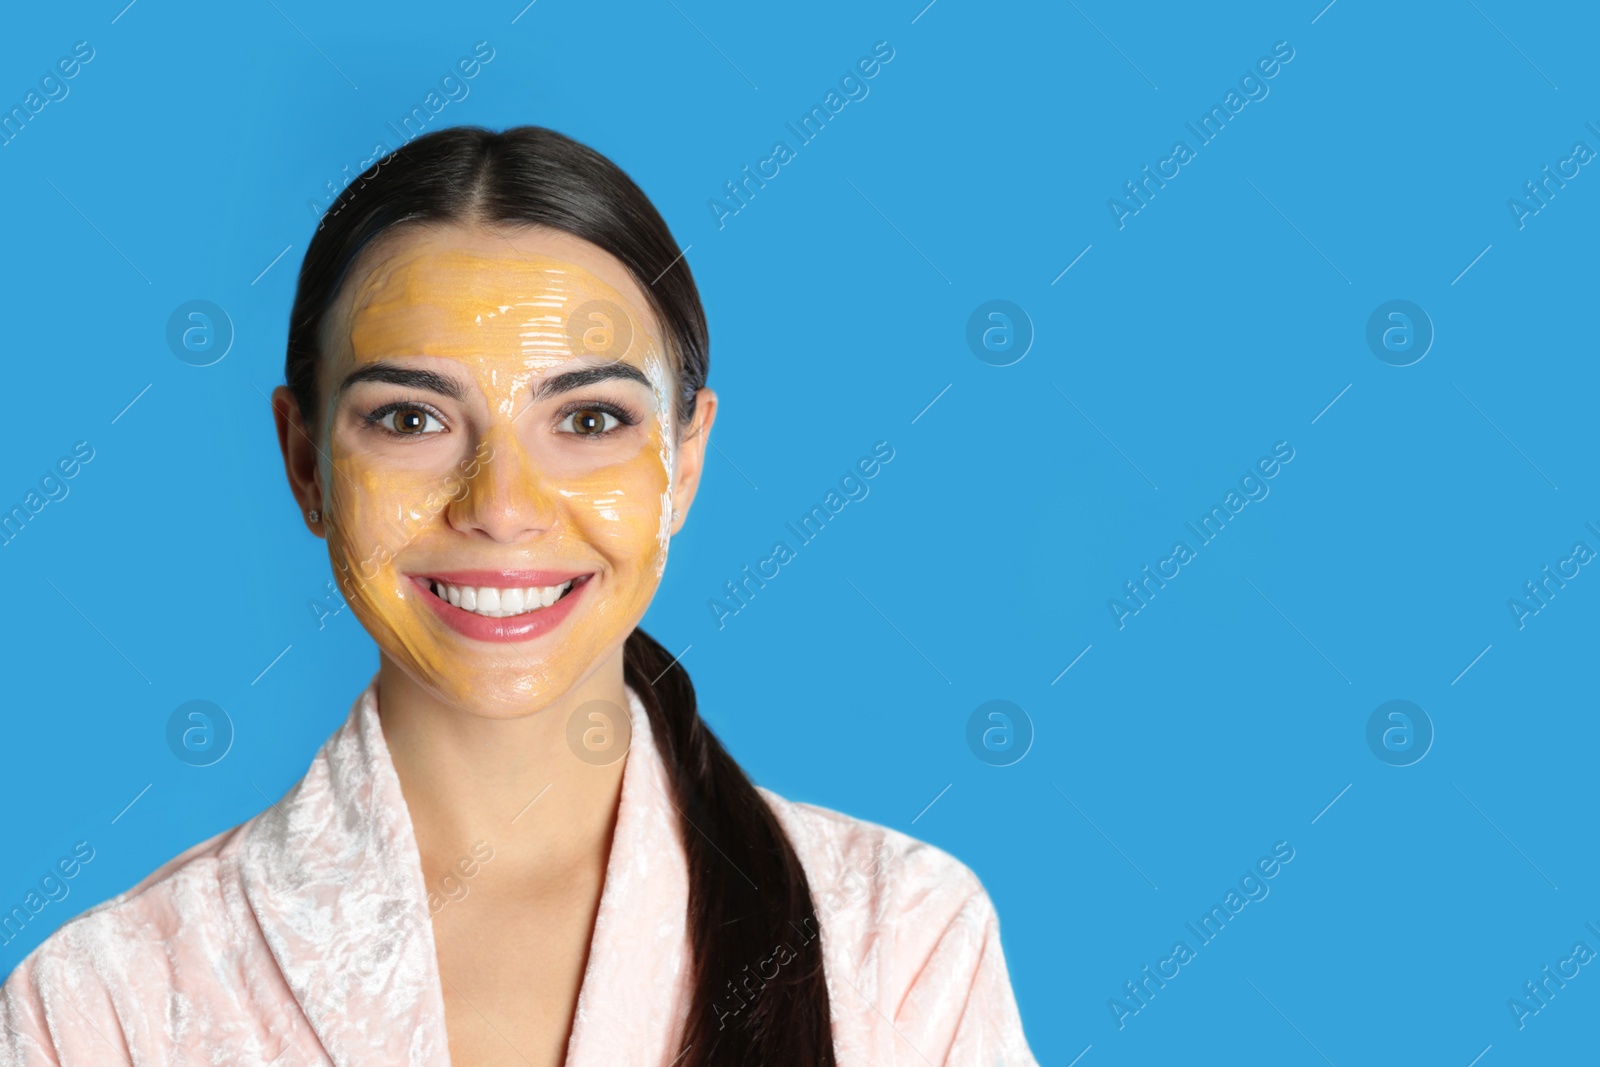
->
[308,509,321,523]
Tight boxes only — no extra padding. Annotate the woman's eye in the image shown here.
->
[381,405,445,435]
[559,407,621,436]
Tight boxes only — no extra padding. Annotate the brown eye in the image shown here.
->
[567,407,615,435]
[387,406,441,435]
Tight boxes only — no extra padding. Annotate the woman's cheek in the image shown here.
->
[561,450,672,574]
[561,483,662,564]
[324,461,429,625]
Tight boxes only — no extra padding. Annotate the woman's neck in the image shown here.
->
[374,649,631,889]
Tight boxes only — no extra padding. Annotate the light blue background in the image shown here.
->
[2,1,1596,1062]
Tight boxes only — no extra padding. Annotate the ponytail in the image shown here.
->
[624,627,837,1064]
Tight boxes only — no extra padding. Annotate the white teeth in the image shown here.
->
[428,579,575,619]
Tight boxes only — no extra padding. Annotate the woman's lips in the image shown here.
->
[409,571,591,643]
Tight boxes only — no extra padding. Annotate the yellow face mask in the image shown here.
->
[312,224,681,717]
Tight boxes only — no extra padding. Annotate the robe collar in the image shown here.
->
[239,676,692,1065]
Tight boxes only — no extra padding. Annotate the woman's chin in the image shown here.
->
[396,664,574,720]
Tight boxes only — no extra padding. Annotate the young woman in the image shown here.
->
[0,126,1037,1066]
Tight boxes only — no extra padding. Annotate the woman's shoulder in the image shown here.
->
[756,785,1039,1064]
[754,784,995,940]
[0,819,253,1022]
[759,785,982,876]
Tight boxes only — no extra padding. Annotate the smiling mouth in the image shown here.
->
[424,576,586,618]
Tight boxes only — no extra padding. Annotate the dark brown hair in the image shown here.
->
[283,125,835,1064]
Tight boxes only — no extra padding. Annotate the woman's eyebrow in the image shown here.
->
[531,362,653,400]
[335,360,653,404]
[337,363,467,401]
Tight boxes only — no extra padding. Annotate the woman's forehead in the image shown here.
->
[327,225,664,374]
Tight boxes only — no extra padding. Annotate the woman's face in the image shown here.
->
[299,223,710,718]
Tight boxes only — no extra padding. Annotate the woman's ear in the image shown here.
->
[669,388,718,536]
[271,386,326,538]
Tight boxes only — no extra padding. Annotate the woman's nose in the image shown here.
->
[447,427,557,543]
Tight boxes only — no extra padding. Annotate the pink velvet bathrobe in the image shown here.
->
[0,679,1039,1065]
